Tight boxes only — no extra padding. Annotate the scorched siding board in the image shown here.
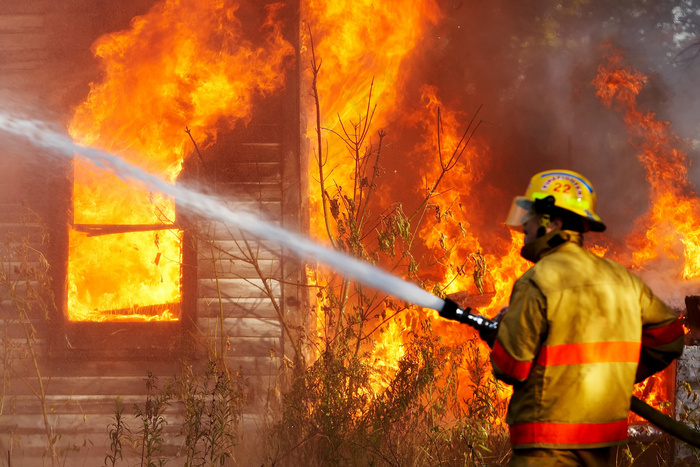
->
[199,277,281,299]
[0,12,46,73]
[196,257,282,280]
[215,183,282,202]
[202,236,283,255]
[196,297,279,320]
[5,376,167,398]
[189,99,295,457]
[197,318,283,340]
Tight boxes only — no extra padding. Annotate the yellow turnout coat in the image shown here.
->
[492,230,684,449]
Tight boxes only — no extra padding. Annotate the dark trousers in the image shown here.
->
[510,448,613,467]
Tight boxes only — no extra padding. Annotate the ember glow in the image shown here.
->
[302,0,444,385]
[406,84,530,309]
[67,0,294,321]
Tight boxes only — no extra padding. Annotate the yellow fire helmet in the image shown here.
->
[505,169,606,232]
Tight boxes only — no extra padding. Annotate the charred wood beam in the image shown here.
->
[72,223,178,237]
[99,302,179,317]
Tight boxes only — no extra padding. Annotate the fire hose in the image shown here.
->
[439,298,700,449]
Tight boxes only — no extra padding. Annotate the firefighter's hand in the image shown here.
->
[480,307,507,348]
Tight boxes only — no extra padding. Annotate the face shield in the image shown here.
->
[504,196,535,229]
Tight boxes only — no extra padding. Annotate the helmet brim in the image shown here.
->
[505,196,607,233]
[584,218,606,233]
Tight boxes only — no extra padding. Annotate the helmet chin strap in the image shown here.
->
[537,213,550,238]
[533,195,555,238]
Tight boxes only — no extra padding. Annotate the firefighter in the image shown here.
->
[495,169,684,466]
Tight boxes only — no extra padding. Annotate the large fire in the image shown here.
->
[304,5,698,423]
[64,0,698,428]
[68,1,294,321]
[302,0,530,402]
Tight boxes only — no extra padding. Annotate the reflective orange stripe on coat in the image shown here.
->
[492,340,640,381]
[510,420,629,446]
[536,341,641,366]
[491,340,533,381]
[643,318,684,347]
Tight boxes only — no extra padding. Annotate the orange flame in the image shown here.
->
[593,46,698,418]
[302,0,442,241]
[68,0,294,321]
[302,0,529,408]
[594,47,700,280]
[301,0,444,387]
[406,85,530,312]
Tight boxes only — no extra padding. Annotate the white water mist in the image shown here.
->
[0,113,445,313]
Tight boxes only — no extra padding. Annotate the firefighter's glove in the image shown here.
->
[480,307,507,348]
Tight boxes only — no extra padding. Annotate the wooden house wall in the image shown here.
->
[0,1,302,465]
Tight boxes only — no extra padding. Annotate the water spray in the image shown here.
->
[0,113,454,312]
[0,114,501,332]
[3,113,699,448]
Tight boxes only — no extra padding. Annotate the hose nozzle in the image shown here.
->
[439,298,499,346]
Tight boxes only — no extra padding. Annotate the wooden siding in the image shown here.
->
[191,120,288,379]
[0,1,302,466]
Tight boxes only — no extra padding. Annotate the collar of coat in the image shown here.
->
[520,229,583,263]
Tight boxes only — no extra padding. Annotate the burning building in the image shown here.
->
[0,1,304,464]
[0,0,699,465]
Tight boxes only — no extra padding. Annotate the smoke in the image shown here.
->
[371,1,700,294]
[638,256,700,310]
[0,92,66,203]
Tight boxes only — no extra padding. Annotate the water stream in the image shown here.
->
[0,113,446,313]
